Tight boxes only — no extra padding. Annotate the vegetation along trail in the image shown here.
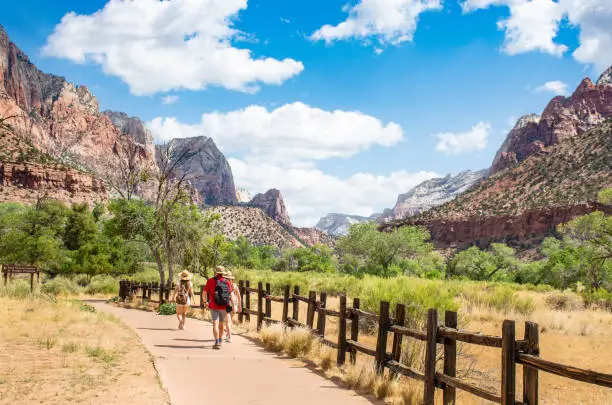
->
[91,301,380,405]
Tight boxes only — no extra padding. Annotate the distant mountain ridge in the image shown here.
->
[378,169,487,222]
[315,213,379,236]
[382,67,612,250]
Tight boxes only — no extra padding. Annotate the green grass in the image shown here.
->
[234,269,538,317]
[85,345,119,366]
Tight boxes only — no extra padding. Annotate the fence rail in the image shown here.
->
[118,278,612,404]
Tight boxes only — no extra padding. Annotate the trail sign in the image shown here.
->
[2,264,40,291]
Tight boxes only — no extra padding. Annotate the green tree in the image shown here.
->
[63,203,97,250]
[337,223,434,277]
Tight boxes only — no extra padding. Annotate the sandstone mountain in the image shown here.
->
[248,188,292,228]
[155,136,237,206]
[315,213,379,236]
[382,119,612,249]
[378,170,486,222]
[491,72,612,174]
[206,206,302,249]
[294,227,337,247]
[0,25,156,201]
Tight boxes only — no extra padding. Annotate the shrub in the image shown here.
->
[85,275,118,295]
[158,302,176,315]
[41,277,82,296]
[544,291,584,311]
[283,327,313,358]
[260,324,285,352]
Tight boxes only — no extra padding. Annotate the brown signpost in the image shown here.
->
[2,264,39,292]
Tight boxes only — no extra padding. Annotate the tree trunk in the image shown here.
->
[153,247,165,287]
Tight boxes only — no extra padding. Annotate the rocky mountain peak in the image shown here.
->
[104,110,155,155]
[235,187,253,203]
[490,72,612,174]
[378,170,486,222]
[155,136,237,206]
[315,213,377,236]
[249,188,292,228]
[597,65,612,86]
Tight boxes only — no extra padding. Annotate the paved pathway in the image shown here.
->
[91,302,380,405]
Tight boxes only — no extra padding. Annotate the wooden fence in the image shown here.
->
[119,280,206,309]
[118,279,612,405]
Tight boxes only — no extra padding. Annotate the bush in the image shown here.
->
[41,277,82,296]
[158,302,176,315]
[544,291,584,311]
[85,275,118,295]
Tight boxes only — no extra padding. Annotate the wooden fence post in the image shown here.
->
[265,283,272,326]
[317,292,327,336]
[337,295,347,365]
[423,308,439,405]
[306,290,317,329]
[257,282,264,331]
[142,283,147,303]
[501,320,516,405]
[523,321,539,405]
[119,281,124,300]
[292,286,300,327]
[30,273,34,292]
[238,280,244,322]
[376,301,391,374]
[245,280,251,322]
[443,311,458,405]
[350,298,360,364]
[282,285,290,324]
[392,303,406,365]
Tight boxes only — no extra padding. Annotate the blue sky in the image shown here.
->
[2,0,610,225]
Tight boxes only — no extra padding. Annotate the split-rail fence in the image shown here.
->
[118,279,612,405]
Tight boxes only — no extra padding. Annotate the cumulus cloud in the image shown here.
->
[535,80,569,96]
[161,95,179,105]
[311,0,442,48]
[229,159,438,226]
[43,0,304,95]
[147,103,436,226]
[434,122,491,155]
[148,102,404,164]
[462,0,612,70]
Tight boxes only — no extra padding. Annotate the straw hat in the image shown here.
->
[215,265,227,276]
[225,271,235,280]
[179,270,192,281]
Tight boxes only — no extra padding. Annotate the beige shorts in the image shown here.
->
[175,304,189,313]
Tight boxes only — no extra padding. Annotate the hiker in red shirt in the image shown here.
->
[204,266,234,349]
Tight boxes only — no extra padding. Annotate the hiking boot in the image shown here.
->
[225,336,232,343]
[213,341,221,350]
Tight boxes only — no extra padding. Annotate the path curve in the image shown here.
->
[91,302,380,405]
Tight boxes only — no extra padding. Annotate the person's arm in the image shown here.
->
[170,286,176,302]
[235,285,242,312]
[189,282,196,301]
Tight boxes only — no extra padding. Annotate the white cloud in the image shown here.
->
[43,0,304,95]
[147,102,434,226]
[161,95,179,105]
[535,80,569,96]
[280,18,291,24]
[462,0,612,70]
[434,122,491,155]
[311,0,442,48]
[148,102,404,164]
[229,159,438,226]
[564,0,612,71]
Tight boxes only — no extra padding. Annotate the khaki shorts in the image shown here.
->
[210,309,227,322]
[175,304,189,314]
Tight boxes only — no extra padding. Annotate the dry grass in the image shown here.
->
[0,295,169,405]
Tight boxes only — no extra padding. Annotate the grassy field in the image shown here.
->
[232,275,612,405]
[0,281,169,405]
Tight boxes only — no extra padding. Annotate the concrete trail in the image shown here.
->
[92,302,380,405]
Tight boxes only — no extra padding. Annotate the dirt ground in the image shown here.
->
[0,297,169,405]
[235,292,612,405]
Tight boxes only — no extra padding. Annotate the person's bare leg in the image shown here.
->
[213,319,219,341]
[176,309,183,329]
[181,312,187,329]
[226,314,232,339]
[218,320,225,342]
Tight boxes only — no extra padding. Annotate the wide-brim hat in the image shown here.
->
[225,271,235,280]
[215,266,227,276]
[179,270,192,280]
